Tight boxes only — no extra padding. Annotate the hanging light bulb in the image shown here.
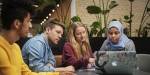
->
[57,4,59,7]
[41,23,43,25]
[46,16,48,19]
[42,21,44,24]
[33,5,39,8]
[49,13,52,16]
[52,9,55,12]
[44,19,46,22]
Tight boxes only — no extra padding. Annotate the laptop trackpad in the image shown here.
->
[104,61,133,75]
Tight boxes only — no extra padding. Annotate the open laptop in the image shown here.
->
[95,51,136,75]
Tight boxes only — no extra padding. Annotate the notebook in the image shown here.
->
[95,51,136,75]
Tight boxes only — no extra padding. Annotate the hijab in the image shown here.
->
[107,21,130,51]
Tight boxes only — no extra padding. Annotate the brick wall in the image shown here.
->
[76,0,149,37]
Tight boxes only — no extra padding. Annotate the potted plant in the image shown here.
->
[86,0,118,37]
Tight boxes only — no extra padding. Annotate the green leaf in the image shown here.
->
[109,1,118,9]
[86,5,101,14]
[90,28,98,35]
[128,0,134,2]
[71,16,81,22]
[124,15,129,20]
[97,31,103,36]
[147,8,150,12]
[91,21,101,28]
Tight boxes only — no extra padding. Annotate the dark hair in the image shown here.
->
[42,18,65,31]
[1,0,34,30]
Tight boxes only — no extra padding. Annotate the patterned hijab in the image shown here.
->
[107,21,130,51]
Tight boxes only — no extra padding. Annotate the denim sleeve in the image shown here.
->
[26,41,55,72]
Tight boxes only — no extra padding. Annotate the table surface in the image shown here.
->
[75,69,150,75]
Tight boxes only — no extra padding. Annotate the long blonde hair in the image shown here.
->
[67,22,92,59]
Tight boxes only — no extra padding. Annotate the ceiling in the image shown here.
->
[31,0,60,24]
[0,0,60,24]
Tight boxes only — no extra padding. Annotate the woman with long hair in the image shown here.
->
[62,22,95,70]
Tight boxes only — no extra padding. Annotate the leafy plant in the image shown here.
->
[89,21,106,37]
[141,23,150,37]
[86,0,118,37]
[87,6,101,14]
[123,14,134,37]
[138,0,150,37]
[123,0,134,37]
[71,16,81,22]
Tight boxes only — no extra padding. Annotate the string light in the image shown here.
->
[49,13,52,16]
[52,9,55,12]
[40,4,60,26]
[57,4,59,7]
[44,19,46,22]
[42,21,44,24]
[40,23,43,25]
[46,16,48,19]
[33,5,39,8]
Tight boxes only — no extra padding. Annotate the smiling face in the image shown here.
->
[108,27,121,44]
[47,25,63,44]
[74,26,87,43]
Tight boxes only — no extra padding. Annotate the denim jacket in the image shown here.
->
[22,33,56,72]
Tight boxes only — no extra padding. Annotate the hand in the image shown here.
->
[60,71,76,75]
[46,63,52,66]
[89,58,95,63]
[87,63,95,69]
[87,63,92,69]
[55,66,75,72]
[65,65,75,72]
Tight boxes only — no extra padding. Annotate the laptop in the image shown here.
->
[95,51,136,75]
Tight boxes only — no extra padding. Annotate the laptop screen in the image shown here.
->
[95,51,136,74]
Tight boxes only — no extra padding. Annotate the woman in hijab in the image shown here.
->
[100,20,136,51]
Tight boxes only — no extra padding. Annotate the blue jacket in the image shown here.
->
[22,33,56,72]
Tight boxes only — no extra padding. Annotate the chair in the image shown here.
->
[54,55,62,67]
[136,54,150,73]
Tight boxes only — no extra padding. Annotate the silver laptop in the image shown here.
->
[95,51,136,75]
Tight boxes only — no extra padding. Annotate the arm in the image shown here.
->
[62,43,88,69]
[0,48,18,75]
[0,44,59,75]
[23,41,55,72]
[99,40,108,51]
[55,65,75,72]
[22,62,74,75]
[17,43,59,75]
[125,39,136,52]
[21,57,59,75]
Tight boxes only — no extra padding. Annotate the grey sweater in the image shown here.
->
[99,39,136,51]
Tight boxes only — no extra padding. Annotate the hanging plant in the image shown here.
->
[138,0,150,37]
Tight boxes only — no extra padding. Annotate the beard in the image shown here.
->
[18,26,29,38]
